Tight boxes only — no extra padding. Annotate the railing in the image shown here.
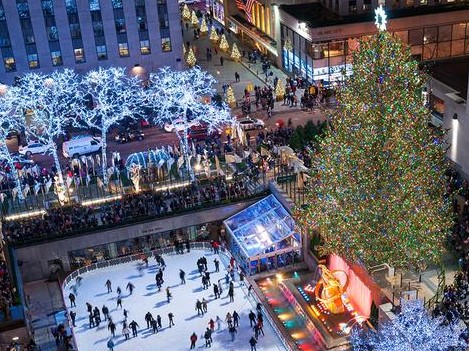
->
[424,264,446,310]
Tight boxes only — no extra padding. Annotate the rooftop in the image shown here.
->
[279,2,469,28]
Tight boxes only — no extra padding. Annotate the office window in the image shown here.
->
[348,0,357,12]
[115,19,126,33]
[118,42,129,57]
[112,0,123,9]
[51,51,62,66]
[363,0,371,10]
[452,23,466,40]
[27,53,39,68]
[96,45,107,60]
[161,37,171,52]
[16,2,30,18]
[438,25,452,42]
[140,40,150,54]
[74,48,85,63]
[4,57,15,72]
[70,23,81,38]
[89,0,100,11]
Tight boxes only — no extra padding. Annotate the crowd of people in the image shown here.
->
[0,249,14,324]
[1,176,253,244]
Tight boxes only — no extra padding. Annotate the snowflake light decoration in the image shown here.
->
[374,5,387,31]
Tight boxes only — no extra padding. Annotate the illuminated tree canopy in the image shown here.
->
[297,31,452,269]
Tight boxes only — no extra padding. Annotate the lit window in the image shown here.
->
[51,51,62,66]
[74,48,85,63]
[161,38,171,52]
[4,57,16,72]
[27,53,39,68]
[140,40,150,54]
[118,42,129,57]
[96,45,107,60]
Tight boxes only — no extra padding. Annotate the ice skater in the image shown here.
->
[68,292,76,307]
[190,332,197,349]
[116,296,122,309]
[122,325,130,340]
[145,311,153,328]
[233,310,239,327]
[229,325,237,341]
[168,312,175,327]
[102,305,110,321]
[126,282,135,294]
[129,320,139,337]
[105,279,112,293]
[166,287,172,303]
[180,269,186,284]
[108,321,116,337]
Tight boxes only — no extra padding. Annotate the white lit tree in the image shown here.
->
[351,300,465,351]
[15,69,82,203]
[0,84,25,201]
[79,67,144,187]
[146,67,234,180]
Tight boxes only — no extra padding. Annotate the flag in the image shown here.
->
[23,186,29,197]
[244,0,255,22]
[12,187,18,200]
[86,173,91,186]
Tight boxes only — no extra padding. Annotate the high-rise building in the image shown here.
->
[0,0,183,83]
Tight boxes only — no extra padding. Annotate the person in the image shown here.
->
[215,316,222,330]
[126,282,135,294]
[86,302,92,314]
[166,287,172,303]
[107,338,114,351]
[69,311,76,327]
[68,293,76,307]
[89,313,95,328]
[116,297,123,310]
[108,321,116,337]
[145,311,153,328]
[235,71,240,82]
[204,328,212,348]
[213,283,219,299]
[208,319,215,331]
[232,310,239,327]
[249,336,258,351]
[122,325,130,340]
[151,318,158,333]
[202,298,208,313]
[196,300,204,315]
[220,56,224,66]
[180,269,186,284]
[248,284,253,296]
[214,258,219,272]
[257,319,264,337]
[228,325,237,341]
[253,323,260,340]
[116,286,122,295]
[225,312,232,327]
[105,279,112,293]
[228,287,234,302]
[190,332,197,349]
[168,312,175,327]
[102,305,110,321]
[129,320,139,337]
[123,309,129,319]
[249,310,256,327]
[156,315,162,329]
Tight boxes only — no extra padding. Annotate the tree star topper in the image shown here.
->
[374,5,387,31]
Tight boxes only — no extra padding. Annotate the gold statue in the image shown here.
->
[314,264,348,314]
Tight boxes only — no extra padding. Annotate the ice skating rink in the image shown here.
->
[64,248,286,351]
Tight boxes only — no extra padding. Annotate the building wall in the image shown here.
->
[13,200,256,283]
[278,8,469,84]
[0,0,183,84]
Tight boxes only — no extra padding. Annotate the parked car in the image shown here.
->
[62,136,102,158]
[237,117,265,131]
[164,119,196,133]
[178,0,200,4]
[114,128,145,143]
[187,125,221,142]
[18,141,49,157]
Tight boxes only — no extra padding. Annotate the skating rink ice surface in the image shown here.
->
[64,249,286,351]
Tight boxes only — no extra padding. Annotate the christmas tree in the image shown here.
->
[200,17,208,35]
[186,46,196,67]
[231,43,241,61]
[210,27,219,42]
[226,85,236,108]
[191,11,198,27]
[182,4,191,20]
[275,79,285,101]
[219,34,229,52]
[297,11,452,269]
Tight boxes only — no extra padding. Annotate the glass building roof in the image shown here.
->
[224,195,298,257]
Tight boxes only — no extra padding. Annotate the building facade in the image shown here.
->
[0,0,183,84]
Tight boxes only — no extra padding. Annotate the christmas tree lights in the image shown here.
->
[191,11,198,27]
[351,300,465,350]
[226,85,236,108]
[200,17,208,35]
[182,4,190,20]
[296,30,452,269]
[231,43,241,61]
[275,79,285,101]
[186,46,196,67]
[210,27,219,42]
[219,34,229,52]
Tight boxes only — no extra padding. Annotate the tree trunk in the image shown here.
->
[101,128,108,187]
[0,140,24,201]
[51,146,66,204]
[179,128,195,181]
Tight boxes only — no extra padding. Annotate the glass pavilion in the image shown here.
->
[224,195,301,275]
